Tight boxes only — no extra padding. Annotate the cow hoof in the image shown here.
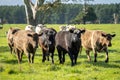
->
[94,60,97,62]
[42,59,45,63]
[60,62,63,64]
[71,63,75,66]
[105,60,108,63]
[52,61,54,64]
[71,64,74,66]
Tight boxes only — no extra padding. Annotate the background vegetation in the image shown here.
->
[0,3,120,24]
[0,24,120,80]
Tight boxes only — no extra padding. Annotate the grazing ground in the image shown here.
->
[0,24,120,80]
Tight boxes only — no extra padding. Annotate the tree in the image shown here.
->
[23,0,60,26]
[71,6,97,24]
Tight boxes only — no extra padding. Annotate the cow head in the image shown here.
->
[7,28,20,43]
[72,29,86,42]
[73,29,86,38]
[102,33,116,47]
[25,25,35,31]
[27,33,39,48]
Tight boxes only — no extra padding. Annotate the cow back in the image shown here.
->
[13,30,39,53]
[81,30,109,51]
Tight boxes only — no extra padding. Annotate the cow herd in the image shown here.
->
[6,24,116,66]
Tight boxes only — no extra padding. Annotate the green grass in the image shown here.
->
[0,24,120,80]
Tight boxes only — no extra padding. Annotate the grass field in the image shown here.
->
[0,24,120,80]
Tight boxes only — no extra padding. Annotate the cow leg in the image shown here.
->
[8,44,13,54]
[94,51,97,62]
[68,52,74,66]
[79,46,82,55]
[74,53,78,64]
[28,53,31,63]
[105,50,109,63]
[57,49,63,64]
[51,53,54,64]
[42,53,46,62]
[47,53,50,61]
[63,53,65,63]
[86,50,91,61]
[31,53,35,63]
[20,52,23,62]
[16,49,21,64]
[42,49,46,63]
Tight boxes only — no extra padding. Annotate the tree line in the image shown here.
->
[0,3,120,24]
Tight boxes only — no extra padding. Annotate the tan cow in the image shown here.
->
[7,28,20,54]
[7,28,39,63]
[81,29,116,62]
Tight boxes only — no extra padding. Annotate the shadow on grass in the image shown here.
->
[1,59,26,64]
[0,46,10,53]
[85,61,120,68]
[108,49,120,53]
[112,60,120,63]
[35,52,58,57]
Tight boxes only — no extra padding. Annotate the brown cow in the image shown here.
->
[7,28,20,54]
[81,30,116,62]
[7,28,39,63]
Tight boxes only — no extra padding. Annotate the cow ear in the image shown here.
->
[27,34,33,37]
[10,27,13,30]
[80,28,86,33]
[12,29,20,34]
[80,29,85,33]
[102,33,106,37]
[111,34,116,37]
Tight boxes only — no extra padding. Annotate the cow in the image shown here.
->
[35,24,46,34]
[59,25,76,31]
[7,28,39,63]
[55,29,85,66]
[81,30,116,63]
[59,25,67,31]
[25,25,35,31]
[7,28,20,54]
[38,27,57,64]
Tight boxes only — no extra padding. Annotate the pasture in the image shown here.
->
[0,24,120,80]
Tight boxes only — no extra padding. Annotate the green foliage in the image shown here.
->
[71,7,97,24]
[0,4,120,24]
[0,24,120,80]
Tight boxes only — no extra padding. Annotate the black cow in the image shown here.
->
[38,27,57,64]
[55,29,85,66]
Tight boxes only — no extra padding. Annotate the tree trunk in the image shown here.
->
[23,0,36,26]
[113,13,118,24]
[23,0,60,26]
[23,0,44,26]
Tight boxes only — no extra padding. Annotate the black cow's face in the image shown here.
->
[102,33,116,47]
[73,29,86,38]
[27,33,39,48]
[71,29,86,42]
